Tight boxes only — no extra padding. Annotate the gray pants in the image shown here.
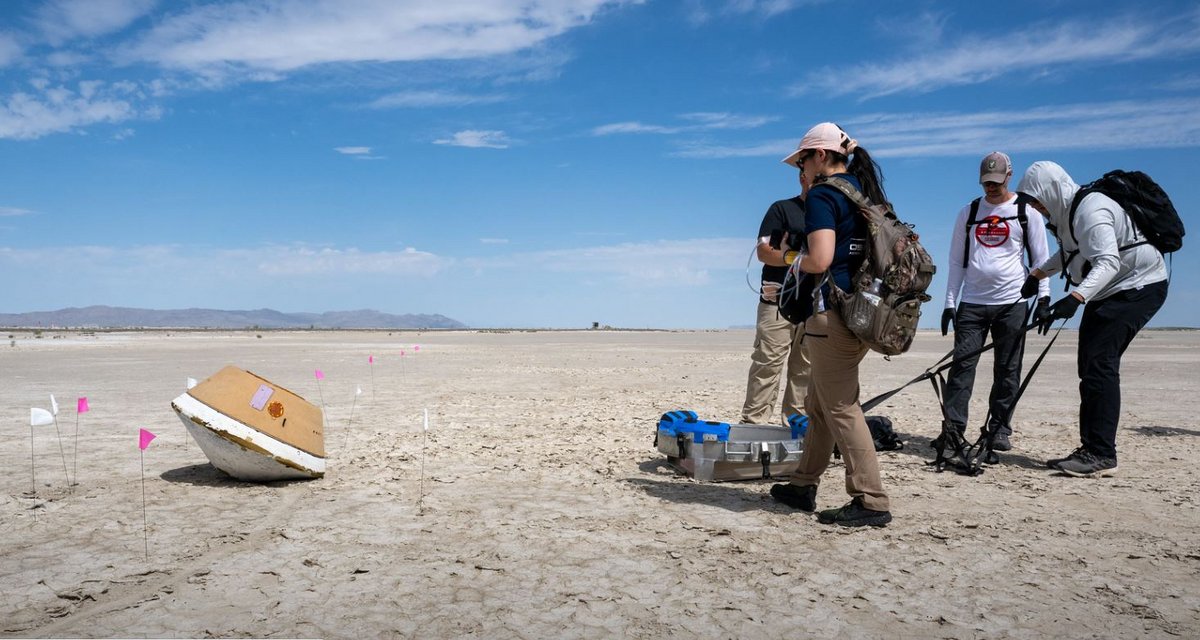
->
[944,301,1027,436]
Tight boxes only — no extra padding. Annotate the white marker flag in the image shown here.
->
[186,377,198,389]
[50,394,59,416]
[31,407,54,426]
[423,408,429,432]
[356,385,363,396]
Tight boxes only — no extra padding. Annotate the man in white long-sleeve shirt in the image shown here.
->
[941,152,1050,451]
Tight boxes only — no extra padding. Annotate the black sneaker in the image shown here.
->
[770,483,816,512]
[990,432,1012,452]
[1057,450,1118,477]
[1046,446,1087,470]
[816,496,892,527]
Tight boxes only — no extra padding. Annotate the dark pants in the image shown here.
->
[1077,280,1168,459]
[944,301,1028,436]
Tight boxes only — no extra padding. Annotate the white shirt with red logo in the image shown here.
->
[944,193,1051,308]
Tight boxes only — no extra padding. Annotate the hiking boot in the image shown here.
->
[1046,446,1087,470]
[1057,450,1118,477]
[770,483,816,512]
[816,496,892,527]
[990,432,1012,452]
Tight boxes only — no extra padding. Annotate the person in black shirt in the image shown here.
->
[741,196,811,426]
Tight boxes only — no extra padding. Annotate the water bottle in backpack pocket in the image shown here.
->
[844,278,884,335]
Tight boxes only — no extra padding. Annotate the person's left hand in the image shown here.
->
[941,308,954,336]
[1037,295,1082,335]
[1032,296,1051,326]
[1020,274,1040,299]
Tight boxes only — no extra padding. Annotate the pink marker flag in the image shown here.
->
[77,397,90,413]
[315,369,325,380]
[139,428,157,451]
[368,355,374,364]
[413,345,421,352]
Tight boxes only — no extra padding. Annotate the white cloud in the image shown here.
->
[34,0,158,45]
[366,90,509,109]
[0,33,23,67]
[672,98,1200,159]
[467,238,748,286]
[334,146,372,155]
[671,138,795,159]
[679,112,777,129]
[686,0,823,24]
[0,80,157,140]
[0,243,448,278]
[0,242,451,313]
[434,129,511,148]
[479,238,510,244]
[845,98,1200,157]
[250,246,443,276]
[0,207,35,217]
[793,12,1200,99]
[45,50,92,67]
[121,0,639,74]
[721,0,818,18]
[592,112,776,136]
[592,121,679,135]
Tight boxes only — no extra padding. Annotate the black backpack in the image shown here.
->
[1069,170,1185,255]
[834,415,903,458]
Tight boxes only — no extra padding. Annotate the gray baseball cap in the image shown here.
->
[980,151,1012,184]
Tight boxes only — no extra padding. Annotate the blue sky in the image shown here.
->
[0,0,1197,329]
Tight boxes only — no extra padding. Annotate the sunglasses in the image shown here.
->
[795,150,815,175]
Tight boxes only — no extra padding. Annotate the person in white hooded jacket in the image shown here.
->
[1017,161,1169,477]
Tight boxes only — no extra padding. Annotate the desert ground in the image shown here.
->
[1,328,1197,639]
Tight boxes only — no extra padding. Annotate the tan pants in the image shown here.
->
[741,301,810,425]
[789,308,890,512]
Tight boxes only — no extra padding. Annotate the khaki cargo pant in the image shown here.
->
[788,308,890,512]
[741,300,810,425]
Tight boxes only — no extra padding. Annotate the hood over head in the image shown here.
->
[1017,161,1080,229]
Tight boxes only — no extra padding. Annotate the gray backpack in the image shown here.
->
[821,177,936,356]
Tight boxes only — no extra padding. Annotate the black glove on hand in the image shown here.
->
[941,308,954,336]
[1020,274,1040,299]
[1038,295,1082,335]
[1032,296,1051,326]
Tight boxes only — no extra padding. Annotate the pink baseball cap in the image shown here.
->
[781,122,858,167]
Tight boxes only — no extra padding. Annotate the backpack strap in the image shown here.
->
[1014,192,1033,267]
[962,197,981,268]
[964,195,1033,269]
[1061,188,1093,289]
[820,176,873,209]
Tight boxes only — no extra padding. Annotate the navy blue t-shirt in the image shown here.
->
[804,174,868,296]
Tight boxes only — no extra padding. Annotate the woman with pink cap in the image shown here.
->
[769,122,893,527]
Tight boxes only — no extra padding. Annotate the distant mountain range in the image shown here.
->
[0,306,466,329]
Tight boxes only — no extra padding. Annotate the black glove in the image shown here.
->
[1032,296,1051,326]
[1037,295,1082,335]
[941,308,954,336]
[1020,274,1040,299]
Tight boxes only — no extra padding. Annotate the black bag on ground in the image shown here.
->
[833,415,903,458]
[867,415,904,451]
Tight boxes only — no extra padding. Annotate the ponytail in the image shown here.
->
[849,146,889,209]
[828,146,889,209]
